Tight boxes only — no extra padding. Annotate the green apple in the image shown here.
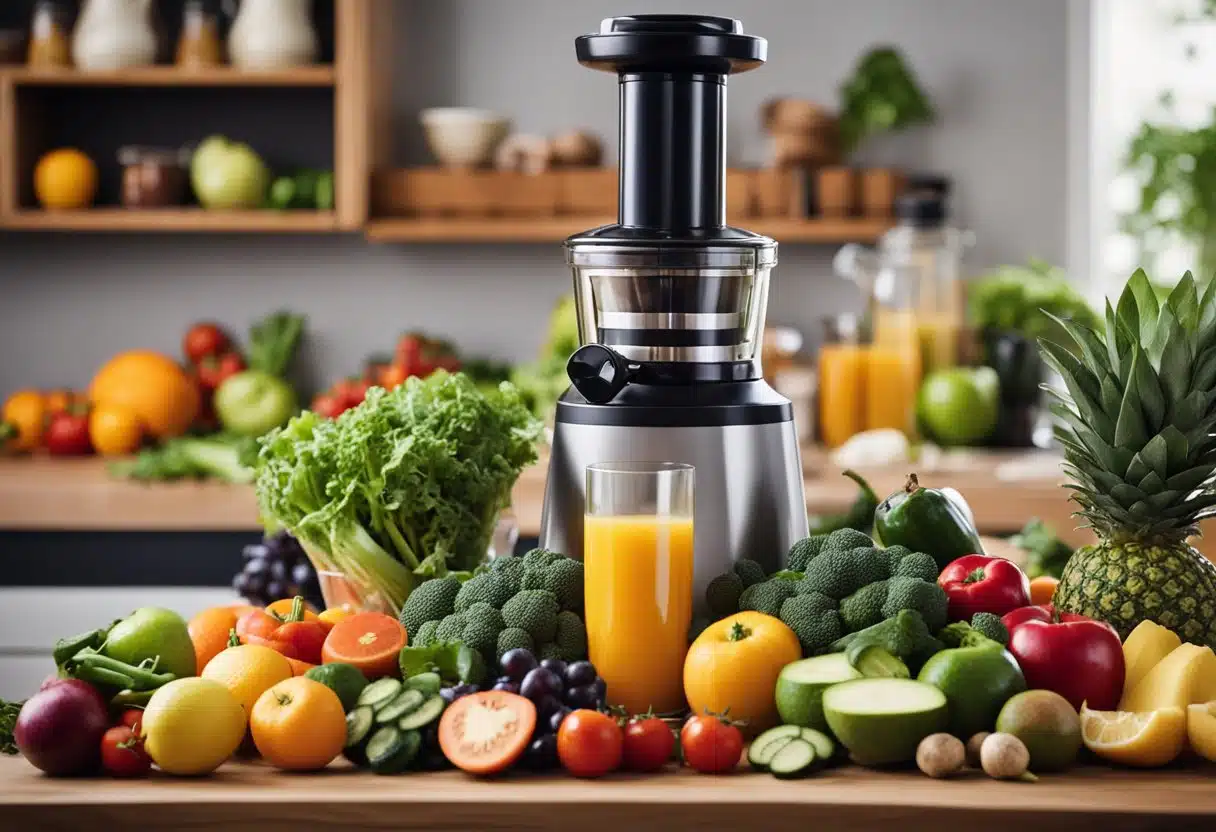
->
[191,135,271,209]
[103,607,196,679]
[214,370,298,437]
[917,366,1000,446]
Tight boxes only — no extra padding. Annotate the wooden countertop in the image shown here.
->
[2,756,1214,831]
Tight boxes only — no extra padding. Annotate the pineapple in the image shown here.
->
[1046,269,1216,646]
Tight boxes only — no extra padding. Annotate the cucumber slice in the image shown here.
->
[376,689,426,724]
[345,706,375,749]
[366,726,422,775]
[769,739,818,779]
[406,672,442,696]
[397,694,445,730]
[358,677,403,711]
[748,725,803,771]
[797,727,836,763]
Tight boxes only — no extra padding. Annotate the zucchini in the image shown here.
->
[358,677,403,711]
[376,689,425,724]
[769,739,818,779]
[366,726,422,775]
[405,672,442,696]
[748,725,802,771]
[397,694,445,730]
[345,706,375,749]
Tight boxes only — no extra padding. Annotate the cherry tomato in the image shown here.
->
[44,410,92,456]
[310,393,347,420]
[378,363,410,390]
[680,713,744,774]
[622,714,675,772]
[100,725,151,778]
[43,389,79,415]
[183,322,231,364]
[196,351,246,391]
[333,378,370,410]
[556,709,623,778]
[116,709,143,731]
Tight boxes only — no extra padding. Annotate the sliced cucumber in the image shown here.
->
[376,689,425,724]
[748,725,803,771]
[345,706,375,749]
[358,677,403,711]
[397,694,445,730]
[769,739,818,779]
[366,726,422,775]
[406,672,442,696]
[797,727,836,764]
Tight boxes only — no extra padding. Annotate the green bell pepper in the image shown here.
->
[874,473,984,570]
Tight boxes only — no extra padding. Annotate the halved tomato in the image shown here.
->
[439,691,537,775]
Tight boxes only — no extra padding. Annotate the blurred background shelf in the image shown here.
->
[1,208,339,232]
[364,216,894,244]
[0,66,336,87]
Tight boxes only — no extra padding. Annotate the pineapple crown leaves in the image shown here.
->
[1040,269,1216,541]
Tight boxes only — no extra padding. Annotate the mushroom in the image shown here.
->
[550,130,603,167]
[980,732,1038,782]
[916,733,966,779]
[494,134,554,175]
[965,731,991,768]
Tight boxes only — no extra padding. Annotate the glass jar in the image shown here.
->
[118,146,190,208]
[26,1,71,69]
[817,314,868,448]
[176,0,223,68]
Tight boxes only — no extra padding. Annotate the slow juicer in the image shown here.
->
[539,14,809,612]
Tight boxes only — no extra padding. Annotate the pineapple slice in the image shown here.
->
[1120,643,1216,711]
[1187,702,1216,762]
[1121,620,1182,698]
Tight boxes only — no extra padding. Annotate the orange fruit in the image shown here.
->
[320,612,407,679]
[89,403,143,456]
[1029,576,1059,606]
[250,677,346,771]
[34,148,98,210]
[189,606,244,673]
[200,643,293,717]
[265,597,320,621]
[286,658,316,676]
[1,390,46,451]
[90,351,200,440]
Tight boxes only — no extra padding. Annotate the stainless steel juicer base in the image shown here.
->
[539,419,809,619]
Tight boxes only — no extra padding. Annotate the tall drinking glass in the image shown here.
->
[584,462,694,715]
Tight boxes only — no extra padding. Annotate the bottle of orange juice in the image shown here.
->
[817,314,868,448]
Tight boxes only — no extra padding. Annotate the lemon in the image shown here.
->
[141,678,246,775]
[1079,704,1187,767]
[1187,702,1216,762]
[201,644,293,716]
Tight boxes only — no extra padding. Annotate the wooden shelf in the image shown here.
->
[1,66,336,88]
[364,216,893,244]
[1,208,339,233]
[4,756,1216,830]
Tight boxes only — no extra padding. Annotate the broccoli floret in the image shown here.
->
[891,551,940,582]
[552,611,588,661]
[839,579,889,632]
[454,572,517,612]
[435,612,467,643]
[522,548,563,570]
[733,559,767,587]
[705,572,745,618]
[825,527,874,552]
[739,579,796,616]
[540,557,585,612]
[779,595,843,654]
[460,602,505,658]
[883,544,913,574]
[787,535,828,572]
[800,546,887,600]
[969,612,1009,646]
[537,642,564,661]
[830,609,939,660]
[412,619,439,648]
[496,627,534,660]
[489,556,526,594]
[501,589,560,643]
[399,577,461,638]
[881,576,949,632]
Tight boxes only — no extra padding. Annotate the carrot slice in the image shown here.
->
[439,692,537,775]
[320,612,407,678]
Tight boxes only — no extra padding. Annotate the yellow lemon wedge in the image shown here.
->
[1079,704,1187,767]
[1187,702,1216,762]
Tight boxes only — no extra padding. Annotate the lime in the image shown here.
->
[104,607,197,679]
[917,643,1026,739]
[304,663,370,712]
[916,367,1000,446]
[996,690,1082,771]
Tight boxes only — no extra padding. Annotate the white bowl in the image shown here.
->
[420,108,511,168]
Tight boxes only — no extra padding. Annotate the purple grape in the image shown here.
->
[525,734,559,770]
[244,558,268,576]
[535,694,563,721]
[439,687,457,704]
[232,572,251,593]
[269,559,289,581]
[540,658,568,679]
[291,562,313,585]
[548,707,570,734]
[266,580,286,600]
[565,661,597,688]
[242,543,268,560]
[565,684,599,710]
[500,648,538,682]
[520,667,560,700]
[592,677,607,701]
[493,680,520,694]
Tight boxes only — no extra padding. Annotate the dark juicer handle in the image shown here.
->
[567,344,636,404]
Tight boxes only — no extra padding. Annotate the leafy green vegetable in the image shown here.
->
[510,295,580,420]
[969,260,1100,342]
[838,46,934,157]
[246,310,305,377]
[110,434,256,483]
[253,371,542,611]
[1010,517,1075,580]
[398,641,486,685]
[1,699,22,755]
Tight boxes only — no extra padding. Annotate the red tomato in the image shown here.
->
[622,715,674,772]
[44,411,92,455]
[557,709,623,778]
[196,351,246,391]
[100,726,151,778]
[183,322,231,364]
[116,709,143,731]
[310,393,346,420]
[333,378,370,410]
[681,713,744,774]
[378,363,409,390]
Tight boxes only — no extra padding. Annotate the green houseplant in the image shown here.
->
[837,46,935,157]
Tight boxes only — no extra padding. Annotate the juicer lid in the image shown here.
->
[565,225,778,264]
[575,15,767,75]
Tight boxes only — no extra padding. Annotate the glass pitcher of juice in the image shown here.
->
[818,314,868,448]
[583,462,694,715]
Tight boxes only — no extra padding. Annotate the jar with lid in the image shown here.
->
[118,146,190,208]
[26,1,72,69]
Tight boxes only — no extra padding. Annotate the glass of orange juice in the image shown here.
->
[818,314,868,448]
[583,461,694,715]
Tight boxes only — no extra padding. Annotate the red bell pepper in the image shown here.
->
[1001,604,1125,711]
[235,597,328,665]
[938,554,1031,621]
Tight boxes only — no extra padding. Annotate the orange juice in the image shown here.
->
[583,514,694,714]
[818,343,867,448]
[868,307,922,435]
